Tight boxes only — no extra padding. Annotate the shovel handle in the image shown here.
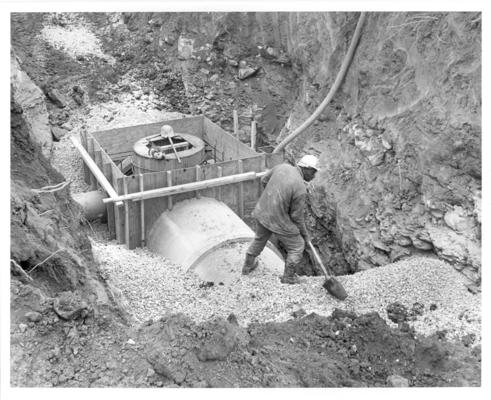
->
[168,136,182,163]
[307,241,331,279]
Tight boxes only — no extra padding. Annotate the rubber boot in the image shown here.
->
[242,254,259,275]
[280,262,301,284]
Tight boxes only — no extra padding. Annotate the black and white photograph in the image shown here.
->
[2,1,486,395]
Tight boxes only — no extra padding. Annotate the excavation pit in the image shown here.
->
[73,115,286,281]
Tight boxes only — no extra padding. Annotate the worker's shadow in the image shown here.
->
[269,234,317,276]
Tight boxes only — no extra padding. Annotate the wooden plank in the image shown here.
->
[203,118,256,161]
[233,110,239,138]
[87,137,97,190]
[195,165,202,199]
[250,121,256,150]
[126,176,141,249]
[123,178,130,247]
[198,164,220,199]
[237,159,244,218]
[80,130,91,184]
[103,161,116,239]
[166,170,173,210]
[143,171,168,239]
[216,166,222,201]
[171,167,197,205]
[258,153,267,199]
[139,174,145,247]
[113,168,124,244]
[94,150,102,190]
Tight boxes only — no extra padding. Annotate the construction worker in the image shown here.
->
[242,155,319,284]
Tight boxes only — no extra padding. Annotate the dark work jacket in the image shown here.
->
[252,163,308,237]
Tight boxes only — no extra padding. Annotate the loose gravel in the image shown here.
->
[92,238,481,345]
[40,15,113,62]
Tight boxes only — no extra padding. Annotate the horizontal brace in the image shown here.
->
[103,170,267,204]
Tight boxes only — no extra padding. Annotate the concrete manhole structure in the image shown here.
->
[72,115,286,283]
[132,132,206,174]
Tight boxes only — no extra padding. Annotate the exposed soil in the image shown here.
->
[9,12,481,388]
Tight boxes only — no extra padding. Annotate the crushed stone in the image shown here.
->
[92,238,481,345]
[39,14,113,62]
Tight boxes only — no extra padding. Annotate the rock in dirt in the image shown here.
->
[178,37,194,60]
[46,88,68,108]
[386,302,409,323]
[331,308,357,320]
[197,319,248,362]
[238,65,260,80]
[387,374,409,387]
[53,291,89,320]
[51,126,68,141]
[25,311,42,323]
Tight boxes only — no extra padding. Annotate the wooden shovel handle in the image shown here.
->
[307,241,331,279]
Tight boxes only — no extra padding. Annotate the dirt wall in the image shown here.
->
[274,12,481,282]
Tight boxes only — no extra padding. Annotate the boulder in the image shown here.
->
[53,291,89,320]
[444,206,474,233]
[51,126,68,141]
[238,65,260,80]
[387,374,409,387]
[25,311,42,323]
[46,88,68,108]
[177,37,194,60]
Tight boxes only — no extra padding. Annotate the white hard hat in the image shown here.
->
[160,125,174,137]
[297,154,319,171]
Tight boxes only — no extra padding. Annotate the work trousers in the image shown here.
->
[247,220,305,266]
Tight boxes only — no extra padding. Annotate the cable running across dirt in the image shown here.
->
[273,12,366,153]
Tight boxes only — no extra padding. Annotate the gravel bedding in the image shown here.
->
[92,238,481,345]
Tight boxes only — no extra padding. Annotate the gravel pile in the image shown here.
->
[40,18,112,62]
[92,239,481,345]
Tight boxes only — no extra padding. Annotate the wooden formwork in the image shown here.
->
[76,115,284,249]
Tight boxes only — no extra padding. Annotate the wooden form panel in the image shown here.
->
[121,153,284,246]
[91,116,205,160]
[79,132,124,240]
[203,118,257,161]
[78,117,284,250]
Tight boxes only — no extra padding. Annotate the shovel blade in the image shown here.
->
[323,278,348,301]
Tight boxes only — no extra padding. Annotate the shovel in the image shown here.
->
[307,241,348,301]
